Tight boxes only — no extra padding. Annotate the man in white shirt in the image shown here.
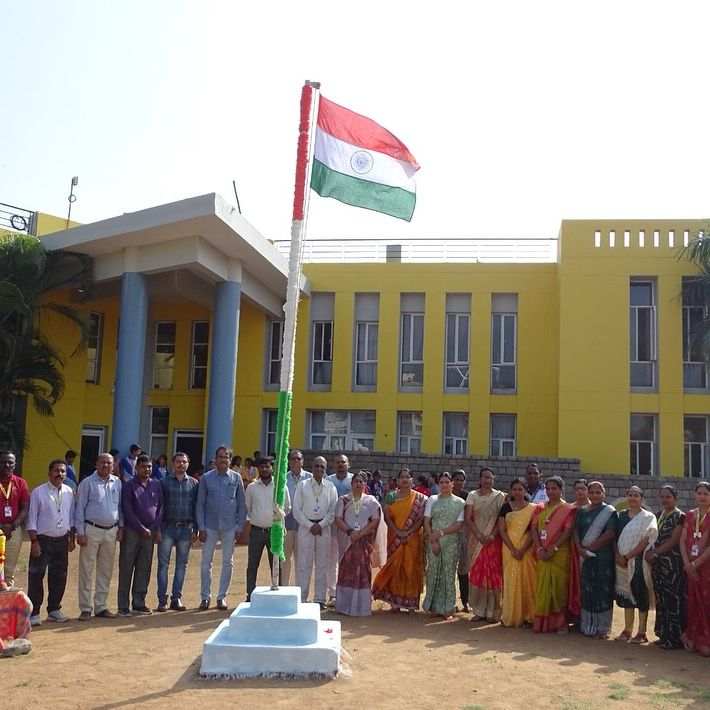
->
[243,456,291,601]
[26,459,76,625]
[293,455,338,609]
[282,449,311,585]
[326,453,353,604]
[525,463,548,504]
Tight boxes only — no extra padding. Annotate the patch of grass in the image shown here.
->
[14,679,31,688]
[560,701,596,710]
[653,679,689,690]
[462,706,485,710]
[608,683,631,701]
[697,689,710,702]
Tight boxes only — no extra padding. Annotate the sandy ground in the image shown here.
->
[4,542,710,710]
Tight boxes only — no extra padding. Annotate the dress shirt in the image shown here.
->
[293,477,338,529]
[195,468,246,532]
[245,478,291,529]
[0,474,30,526]
[26,482,75,537]
[121,476,163,532]
[74,472,123,534]
[285,469,311,531]
[327,472,354,498]
[528,483,548,504]
[65,464,77,483]
[160,473,198,529]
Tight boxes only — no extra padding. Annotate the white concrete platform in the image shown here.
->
[200,586,341,677]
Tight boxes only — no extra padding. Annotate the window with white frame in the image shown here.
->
[630,280,656,389]
[190,321,209,389]
[150,407,169,461]
[153,322,176,389]
[400,293,424,388]
[491,293,517,391]
[310,293,334,388]
[682,278,708,389]
[490,414,516,456]
[443,413,468,455]
[309,410,376,451]
[86,312,103,384]
[630,413,656,475]
[397,411,422,454]
[684,415,708,478]
[267,320,284,387]
[264,409,278,455]
[445,293,470,390]
[354,292,379,389]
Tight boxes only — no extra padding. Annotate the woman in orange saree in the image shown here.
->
[372,469,427,612]
[531,476,576,633]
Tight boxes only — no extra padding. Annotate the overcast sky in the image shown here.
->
[3,1,710,242]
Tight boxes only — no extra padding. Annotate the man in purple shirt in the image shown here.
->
[117,454,163,616]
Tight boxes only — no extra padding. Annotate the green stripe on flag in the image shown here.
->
[270,390,291,561]
[310,159,416,222]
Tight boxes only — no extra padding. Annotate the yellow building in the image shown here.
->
[5,197,709,486]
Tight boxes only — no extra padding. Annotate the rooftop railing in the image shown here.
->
[272,237,558,263]
[0,202,36,235]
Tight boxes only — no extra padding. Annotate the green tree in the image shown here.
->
[0,233,92,451]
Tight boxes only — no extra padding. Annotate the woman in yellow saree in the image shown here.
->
[531,476,576,633]
[372,468,427,612]
[497,477,538,627]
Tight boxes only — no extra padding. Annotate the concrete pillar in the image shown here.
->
[205,273,241,464]
[111,271,148,454]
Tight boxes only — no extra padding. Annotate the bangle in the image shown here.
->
[537,546,544,554]
[692,561,696,568]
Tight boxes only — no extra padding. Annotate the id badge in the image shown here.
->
[57,518,63,528]
[692,544,699,557]
[4,505,11,518]
[354,522,361,531]
[540,529,547,541]
[313,503,320,514]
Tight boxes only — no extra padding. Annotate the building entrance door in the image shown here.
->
[174,430,203,476]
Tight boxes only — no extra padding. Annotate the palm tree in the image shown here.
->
[0,233,92,450]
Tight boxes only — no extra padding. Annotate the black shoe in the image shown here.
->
[170,599,187,611]
[132,606,153,616]
[156,601,168,612]
[216,599,228,610]
[198,599,210,610]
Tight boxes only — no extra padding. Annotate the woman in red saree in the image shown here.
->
[680,481,710,657]
[372,469,426,612]
[531,476,576,633]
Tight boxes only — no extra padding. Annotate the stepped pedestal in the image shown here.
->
[200,586,341,677]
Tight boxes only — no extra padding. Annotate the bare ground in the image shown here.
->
[5,543,710,710]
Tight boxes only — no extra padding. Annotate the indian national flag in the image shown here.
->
[310,96,420,221]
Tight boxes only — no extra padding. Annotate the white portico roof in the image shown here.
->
[39,193,309,317]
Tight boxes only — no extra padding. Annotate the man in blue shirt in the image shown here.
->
[195,446,246,610]
[282,449,311,585]
[156,452,198,612]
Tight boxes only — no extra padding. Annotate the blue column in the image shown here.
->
[111,272,148,454]
[205,280,241,464]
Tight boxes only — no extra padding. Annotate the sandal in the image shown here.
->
[630,633,648,644]
[615,630,632,641]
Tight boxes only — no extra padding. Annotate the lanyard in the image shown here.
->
[47,483,64,512]
[658,507,678,529]
[695,508,709,539]
[0,479,12,502]
[311,478,323,505]
[349,493,363,516]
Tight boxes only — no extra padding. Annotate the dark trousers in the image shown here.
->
[118,526,155,610]
[28,533,70,614]
[458,573,469,606]
[246,526,277,601]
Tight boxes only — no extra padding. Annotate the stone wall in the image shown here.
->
[298,450,704,512]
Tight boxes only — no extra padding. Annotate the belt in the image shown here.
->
[163,520,194,527]
[307,519,323,524]
[251,525,271,533]
[85,520,118,530]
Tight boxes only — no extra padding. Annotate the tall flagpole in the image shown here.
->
[270,80,320,588]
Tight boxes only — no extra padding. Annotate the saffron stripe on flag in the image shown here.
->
[317,97,420,170]
[311,159,416,222]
